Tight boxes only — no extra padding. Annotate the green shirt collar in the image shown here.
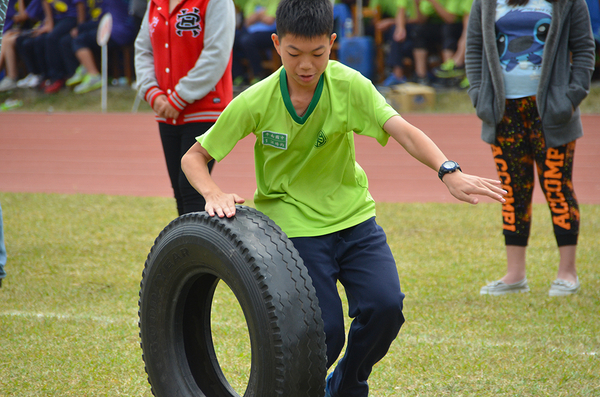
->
[280,68,324,125]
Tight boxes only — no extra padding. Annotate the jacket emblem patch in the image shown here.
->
[176,8,202,37]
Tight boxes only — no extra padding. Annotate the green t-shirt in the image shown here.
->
[369,0,400,17]
[198,61,398,238]
[396,0,418,20]
[243,0,278,18]
[419,0,462,20]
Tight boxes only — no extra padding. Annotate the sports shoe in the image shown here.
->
[480,278,530,295]
[549,278,580,296]
[325,372,333,397]
[17,73,42,88]
[74,74,102,94]
[233,75,245,86]
[0,99,23,111]
[66,65,87,86]
[0,77,17,92]
[433,59,466,79]
[44,79,65,94]
[382,73,407,87]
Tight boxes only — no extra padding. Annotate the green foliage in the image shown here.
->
[0,193,598,396]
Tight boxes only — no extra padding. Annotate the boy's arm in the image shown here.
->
[382,115,506,204]
[181,142,245,218]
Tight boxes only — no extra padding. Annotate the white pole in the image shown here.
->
[101,44,108,113]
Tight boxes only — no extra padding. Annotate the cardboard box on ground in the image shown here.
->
[386,83,436,112]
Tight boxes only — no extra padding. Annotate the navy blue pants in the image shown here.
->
[291,218,405,397]
[45,17,77,81]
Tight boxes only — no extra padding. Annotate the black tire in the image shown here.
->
[138,206,327,397]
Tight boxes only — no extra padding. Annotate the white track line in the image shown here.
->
[1,310,137,325]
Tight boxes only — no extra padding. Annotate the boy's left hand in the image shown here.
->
[442,172,506,204]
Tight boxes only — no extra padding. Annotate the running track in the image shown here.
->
[1,113,599,204]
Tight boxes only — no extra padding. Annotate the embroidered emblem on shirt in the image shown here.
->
[176,8,202,37]
[149,16,159,36]
[315,130,327,148]
[263,131,288,150]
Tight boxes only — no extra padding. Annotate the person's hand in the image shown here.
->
[153,95,180,120]
[442,172,506,205]
[375,18,395,32]
[70,26,79,37]
[393,26,407,42]
[205,191,246,218]
[13,11,29,23]
[33,24,52,36]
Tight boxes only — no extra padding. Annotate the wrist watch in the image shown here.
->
[438,160,462,181]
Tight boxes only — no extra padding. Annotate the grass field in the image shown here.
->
[0,192,598,396]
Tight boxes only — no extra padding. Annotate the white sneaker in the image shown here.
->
[17,73,42,89]
[0,77,17,92]
[549,278,580,296]
[480,278,530,295]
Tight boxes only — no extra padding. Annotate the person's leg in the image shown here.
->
[240,29,276,81]
[177,122,215,214]
[232,27,249,84]
[16,34,39,77]
[45,17,77,81]
[331,218,405,397]
[491,98,537,284]
[290,234,348,369]
[60,33,79,79]
[3,31,20,80]
[159,123,186,215]
[530,112,579,284]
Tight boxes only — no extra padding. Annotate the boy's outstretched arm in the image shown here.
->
[181,142,245,218]
[382,115,506,204]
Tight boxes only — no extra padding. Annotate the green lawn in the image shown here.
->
[0,192,598,396]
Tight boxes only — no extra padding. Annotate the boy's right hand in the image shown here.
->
[205,192,245,218]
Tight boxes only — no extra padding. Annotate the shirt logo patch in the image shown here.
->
[262,131,288,150]
[176,8,202,37]
[315,130,327,148]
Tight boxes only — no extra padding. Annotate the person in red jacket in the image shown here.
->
[134,0,235,215]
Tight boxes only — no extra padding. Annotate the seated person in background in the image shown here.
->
[0,0,44,91]
[15,0,55,89]
[62,0,140,94]
[432,0,473,88]
[380,0,423,86]
[232,0,279,86]
[41,0,87,93]
[411,0,462,85]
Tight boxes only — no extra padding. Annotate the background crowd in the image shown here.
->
[1,0,599,94]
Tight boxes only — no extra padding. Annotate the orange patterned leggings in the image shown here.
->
[492,96,579,247]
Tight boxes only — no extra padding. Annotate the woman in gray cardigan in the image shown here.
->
[465,0,595,296]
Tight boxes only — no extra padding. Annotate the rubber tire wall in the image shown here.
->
[138,206,327,397]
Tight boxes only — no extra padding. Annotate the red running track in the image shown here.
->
[1,112,599,204]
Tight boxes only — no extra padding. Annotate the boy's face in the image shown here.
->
[272,33,337,91]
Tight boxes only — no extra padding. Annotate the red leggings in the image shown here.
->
[492,97,579,247]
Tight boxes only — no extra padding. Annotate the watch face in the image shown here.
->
[443,161,456,170]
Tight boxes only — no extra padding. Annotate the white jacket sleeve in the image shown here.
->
[134,6,162,102]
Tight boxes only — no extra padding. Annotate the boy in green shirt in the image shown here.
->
[182,0,505,395]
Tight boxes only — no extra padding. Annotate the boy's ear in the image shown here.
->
[272,33,281,56]
[330,33,337,47]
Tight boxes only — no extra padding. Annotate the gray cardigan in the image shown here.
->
[465,0,596,147]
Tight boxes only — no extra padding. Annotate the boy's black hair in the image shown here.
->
[275,0,334,39]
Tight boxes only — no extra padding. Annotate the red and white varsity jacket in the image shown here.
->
[134,0,235,125]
